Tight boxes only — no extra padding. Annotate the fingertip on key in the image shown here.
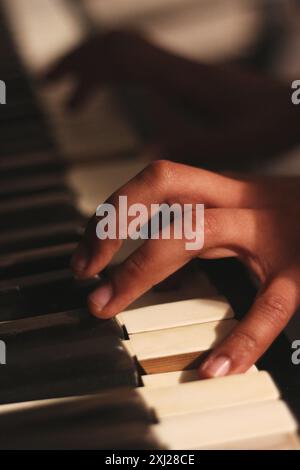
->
[88,283,114,319]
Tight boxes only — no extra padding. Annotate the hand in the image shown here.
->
[41,30,162,109]
[71,160,300,377]
[42,30,300,168]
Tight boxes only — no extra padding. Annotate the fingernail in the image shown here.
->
[88,283,113,315]
[71,244,90,273]
[200,356,231,378]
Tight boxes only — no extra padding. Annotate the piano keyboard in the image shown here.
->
[1,0,300,450]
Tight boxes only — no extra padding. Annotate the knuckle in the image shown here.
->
[124,252,147,277]
[257,293,290,327]
[229,330,259,354]
[145,160,174,185]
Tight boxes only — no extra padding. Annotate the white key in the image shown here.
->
[139,371,279,418]
[124,319,237,373]
[154,400,297,450]
[142,369,199,387]
[118,297,233,334]
[205,433,300,450]
[142,365,258,388]
[125,269,218,310]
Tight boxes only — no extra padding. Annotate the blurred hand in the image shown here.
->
[42,30,300,168]
[71,160,300,377]
[42,31,160,109]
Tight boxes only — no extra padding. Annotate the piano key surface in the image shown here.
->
[154,400,298,450]
[118,296,234,334]
[125,319,237,373]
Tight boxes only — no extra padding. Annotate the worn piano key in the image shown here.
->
[0,192,82,232]
[0,222,82,254]
[125,319,237,373]
[0,243,76,280]
[118,297,234,334]
[141,365,258,387]
[139,371,279,418]
[154,400,297,450]
[0,269,101,320]
[0,334,138,404]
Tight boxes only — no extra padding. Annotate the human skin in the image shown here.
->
[70,161,300,378]
[44,30,300,378]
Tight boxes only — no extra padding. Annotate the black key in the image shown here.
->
[0,222,83,254]
[0,387,153,429]
[0,122,53,156]
[0,389,158,449]
[0,152,65,181]
[0,243,76,280]
[0,334,138,404]
[0,308,123,343]
[0,269,101,320]
[0,134,54,156]
[0,192,82,232]
[0,173,67,200]
[1,421,160,450]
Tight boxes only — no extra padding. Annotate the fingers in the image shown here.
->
[71,161,173,279]
[198,270,300,378]
[86,207,258,318]
[88,236,192,318]
[71,161,252,279]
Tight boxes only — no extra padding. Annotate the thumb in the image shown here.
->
[198,270,300,378]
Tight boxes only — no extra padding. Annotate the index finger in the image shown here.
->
[70,161,248,279]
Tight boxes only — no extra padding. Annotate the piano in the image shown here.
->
[0,0,300,450]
